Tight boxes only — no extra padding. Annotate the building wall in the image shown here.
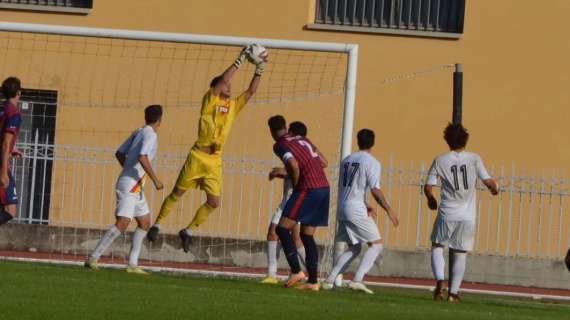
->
[0,1,569,257]
[1,0,568,168]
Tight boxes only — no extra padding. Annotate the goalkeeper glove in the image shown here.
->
[233,46,249,68]
[255,61,266,76]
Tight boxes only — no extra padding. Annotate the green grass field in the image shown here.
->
[1,261,568,320]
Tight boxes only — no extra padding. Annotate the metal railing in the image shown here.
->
[10,132,570,260]
[315,0,465,34]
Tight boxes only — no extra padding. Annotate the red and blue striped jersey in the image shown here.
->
[273,134,329,191]
[0,101,21,167]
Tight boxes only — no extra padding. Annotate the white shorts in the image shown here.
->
[430,215,475,251]
[270,194,291,225]
[115,190,150,219]
[335,217,381,245]
[271,206,284,225]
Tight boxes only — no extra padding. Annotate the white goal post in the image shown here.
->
[0,22,359,160]
[0,22,358,274]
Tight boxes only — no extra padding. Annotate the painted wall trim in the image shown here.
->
[0,3,91,15]
[306,23,461,40]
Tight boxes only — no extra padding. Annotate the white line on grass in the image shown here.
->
[2,255,569,302]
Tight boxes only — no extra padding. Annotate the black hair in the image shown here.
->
[288,121,307,137]
[357,128,375,150]
[444,122,469,150]
[268,115,286,132]
[145,104,163,124]
[210,75,223,88]
[1,77,21,99]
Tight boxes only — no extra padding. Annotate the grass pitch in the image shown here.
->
[0,261,568,320]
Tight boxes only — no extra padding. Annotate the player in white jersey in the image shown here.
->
[424,123,498,302]
[260,121,309,284]
[85,105,164,274]
[322,129,399,294]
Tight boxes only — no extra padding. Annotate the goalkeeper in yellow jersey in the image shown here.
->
[147,45,267,252]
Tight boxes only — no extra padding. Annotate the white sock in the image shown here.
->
[450,252,467,294]
[353,243,383,282]
[128,228,147,267]
[339,247,360,274]
[333,241,347,265]
[185,228,192,235]
[431,247,445,281]
[326,244,362,284]
[297,246,306,270]
[91,226,121,260]
[267,240,278,277]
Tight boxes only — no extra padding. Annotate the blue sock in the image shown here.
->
[276,226,301,274]
[300,233,319,284]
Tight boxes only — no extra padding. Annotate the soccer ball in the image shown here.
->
[246,44,268,65]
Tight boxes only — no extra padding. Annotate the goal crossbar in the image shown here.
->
[0,21,358,158]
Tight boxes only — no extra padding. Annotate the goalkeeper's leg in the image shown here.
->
[177,193,219,253]
[146,187,186,242]
[177,167,222,251]
[155,187,186,225]
[148,151,202,241]
[186,193,220,230]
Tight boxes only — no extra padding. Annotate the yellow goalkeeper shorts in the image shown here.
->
[175,148,222,196]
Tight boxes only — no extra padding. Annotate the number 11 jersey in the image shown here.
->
[426,151,491,221]
[338,151,381,221]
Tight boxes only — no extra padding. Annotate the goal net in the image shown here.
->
[0,23,356,276]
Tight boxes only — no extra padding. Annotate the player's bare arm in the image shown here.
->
[365,201,377,219]
[242,73,262,103]
[212,50,244,96]
[0,132,14,187]
[11,148,22,158]
[371,187,399,227]
[483,178,499,195]
[115,151,126,168]
[268,167,287,180]
[316,149,328,168]
[424,184,438,210]
[138,155,163,190]
[284,158,300,187]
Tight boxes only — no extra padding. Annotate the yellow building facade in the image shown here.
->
[0,0,567,168]
[0,1,568,258]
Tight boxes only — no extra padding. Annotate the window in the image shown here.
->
[0,0,92,14]
[310,0,465,39]
[13,89,57,224]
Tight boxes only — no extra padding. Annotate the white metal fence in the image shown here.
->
[10,132,570,260]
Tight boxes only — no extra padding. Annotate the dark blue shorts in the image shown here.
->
[0,172,17,206]
[282,187,330,227]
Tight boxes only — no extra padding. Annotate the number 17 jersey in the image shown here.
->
[338,151,381,221]
[426,151,491,221]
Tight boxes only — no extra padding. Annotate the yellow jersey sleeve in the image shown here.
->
[234,93,248,115]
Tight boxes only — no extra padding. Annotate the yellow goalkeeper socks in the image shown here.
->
[155,192,180,225]
[187,202,216,230]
